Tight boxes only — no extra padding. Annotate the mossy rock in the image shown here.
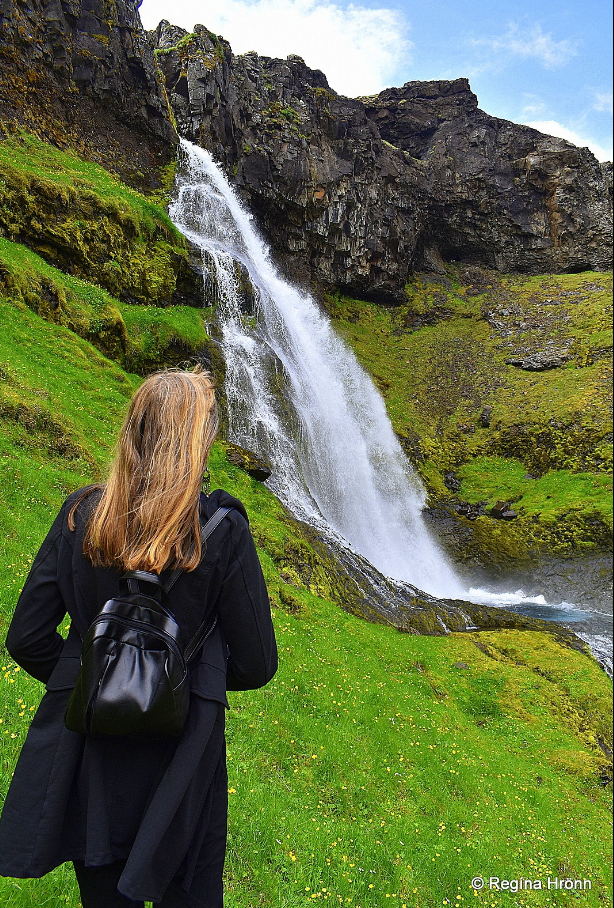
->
[223,441,272,481]
[0,133,201,308]
[0,238,213,375]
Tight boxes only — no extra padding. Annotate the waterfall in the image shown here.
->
[169,139,465,599]
[167,140,613,675]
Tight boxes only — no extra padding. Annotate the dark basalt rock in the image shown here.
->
[505,351,572,370]
[478,406,493,427]
[444,471,461,492]
[490,501,519,520]
[365,81,612,276]
[456,501,487,520]
[150,21,423,302]
[150,24,612,298]
[3,4,611,280]
[0,0,177,187]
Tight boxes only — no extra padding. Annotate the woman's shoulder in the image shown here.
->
[202,489,250,528]
[61,485,103,528]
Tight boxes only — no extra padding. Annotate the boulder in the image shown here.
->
[456,501,487,520]
[444,471,461,492]
[505,352,572,370]
[490,501,519,520]
[478,406,493,427]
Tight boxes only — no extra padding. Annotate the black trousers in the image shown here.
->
[73,857,221,907]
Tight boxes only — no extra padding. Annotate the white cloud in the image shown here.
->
[471,23,578,69]
[523,119,612,162]
[139,0,411,96]
[520,94,548,118]
[593,91,613,114]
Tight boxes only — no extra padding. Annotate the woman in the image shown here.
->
[0,367,278,907]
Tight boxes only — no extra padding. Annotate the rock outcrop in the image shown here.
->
[365,81,613,276]
[150,22,613,300]
[151,22,423,301]
[0,0,177,186]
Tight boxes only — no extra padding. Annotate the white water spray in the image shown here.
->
[170,139,466,598]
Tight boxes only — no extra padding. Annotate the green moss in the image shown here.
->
[0,132,194,307]
[280,107,299,123]
[262,101,301,131]
[458,456,613,525]
[0,239,211,374]
[146,160,178,207]
[328,270,613,563]
[154,30,226,68]
[121,302,213,374]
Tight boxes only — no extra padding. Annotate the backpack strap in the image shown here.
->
[123,570,164,595]
[168,506,233,661]
[163,507,233,595]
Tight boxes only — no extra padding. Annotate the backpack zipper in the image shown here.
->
[89,614,186,662]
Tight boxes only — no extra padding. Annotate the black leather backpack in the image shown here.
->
[64,507,231,737]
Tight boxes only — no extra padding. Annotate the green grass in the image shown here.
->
[457,457,613,526]
[0,132,175,235]
[121,301,213,374]
[0,258,612,908]
[1,608,612,907]
[327,270,613,562]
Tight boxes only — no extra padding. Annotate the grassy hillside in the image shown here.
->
[0,131,198,308]
[327,270,613,568]
[0,236,214,374]
[0,266,612,908]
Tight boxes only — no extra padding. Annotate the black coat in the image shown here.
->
[0,487,278,902]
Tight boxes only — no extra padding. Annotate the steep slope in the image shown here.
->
[0,132,200,309]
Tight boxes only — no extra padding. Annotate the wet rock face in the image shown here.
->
[0,0,176,186]
[151,24,612,297]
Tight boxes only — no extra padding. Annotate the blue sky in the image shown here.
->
[140,0,613,160]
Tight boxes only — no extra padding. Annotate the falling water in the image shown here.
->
[169,140,612,671]
[170,139,465,599]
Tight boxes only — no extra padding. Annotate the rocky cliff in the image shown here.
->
[150,21,612,301]
[0,0,176,186]
[365,82,613,277]
[2,5,611,295]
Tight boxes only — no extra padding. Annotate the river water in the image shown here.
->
[169,139,612,675]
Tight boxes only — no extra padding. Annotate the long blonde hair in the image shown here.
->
[70,367,219,573]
